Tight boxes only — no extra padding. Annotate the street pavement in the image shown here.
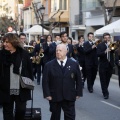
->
[0,74,120,120]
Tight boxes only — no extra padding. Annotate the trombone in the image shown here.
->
[93,39,102,46]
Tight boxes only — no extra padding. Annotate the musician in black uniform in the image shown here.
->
[76,35,86,87]
[33,38,44,85]
[42,35,52,66]
[97,33,114,99]
[60,31,74,58]
[115,41,120,87]
[83,32,98,93]
[49,34,61,60]
[19,33,27,45]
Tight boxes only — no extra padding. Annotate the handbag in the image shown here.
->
[20,76,35,90]
[20,62,35,90]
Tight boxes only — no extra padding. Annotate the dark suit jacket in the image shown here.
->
[42,42,51,64]
[76,44,85,65]
[83,41,98,66]
[33,43,41,56]
[49,42,57,60]
[97,41,114,69]
[42,58,83,102]
[115,49,120,67]
[67,44,74,58]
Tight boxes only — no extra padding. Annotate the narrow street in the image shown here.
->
[0,75,120,120]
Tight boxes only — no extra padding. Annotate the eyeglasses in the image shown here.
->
[61,35,68,38]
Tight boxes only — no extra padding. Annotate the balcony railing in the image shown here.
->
[82,1,101,12]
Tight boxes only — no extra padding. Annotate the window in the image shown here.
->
[59,0,67,10]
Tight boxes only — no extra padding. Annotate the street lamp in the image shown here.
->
[38,5,45,36]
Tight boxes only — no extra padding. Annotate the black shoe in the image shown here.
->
[88,88,93,93]
[37,82,40,85]
[104,95,109,99]
[34,75,36,79]
[82,81,84,89]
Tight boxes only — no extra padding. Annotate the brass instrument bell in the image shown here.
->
[24,45,34,53]
[108,42,117,51]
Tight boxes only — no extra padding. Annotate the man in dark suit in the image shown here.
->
[49,34,61,60]
[97,33,114,99]
[83,32,98,93]
[42,44,83,120]
[76,35,86,87]
[60,31,74,58]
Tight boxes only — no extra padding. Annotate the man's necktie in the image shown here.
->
[60,61,64,68]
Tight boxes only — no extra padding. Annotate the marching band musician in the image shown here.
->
[83,32,98,93]
[49,34,61,60]
[33,37,45,85]
[97,33,114,99]
[115,41,120,87]
[42,35,52,66]
[19,33,27,45]
[60,31,74,58]
[76,35,86,88]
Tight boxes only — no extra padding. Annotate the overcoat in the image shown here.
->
[42,58,83,102]
[0,48,33,103]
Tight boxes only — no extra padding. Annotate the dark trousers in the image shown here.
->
[49,100,75,120]
[86,65,98,90]
[99,65,113,96]
[118,67,120,87]
[80,62,86,82]
[2,95,26,120]
[32,63,37,79]
[36,61,44,84]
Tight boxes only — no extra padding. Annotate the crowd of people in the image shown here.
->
[0,31,120,120]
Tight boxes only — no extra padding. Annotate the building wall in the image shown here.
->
[69,0,79,26]
[104,0,120,7]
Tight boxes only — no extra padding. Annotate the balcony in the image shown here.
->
[82,0,101,12]
[49,11,69,22]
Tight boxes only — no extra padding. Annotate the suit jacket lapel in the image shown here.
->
[53,59,63,75]
[64,59,72,76]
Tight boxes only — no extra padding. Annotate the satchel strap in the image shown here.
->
[20,61,34,117]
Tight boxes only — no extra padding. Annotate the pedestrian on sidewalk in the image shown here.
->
[42,44,83,120]
[0,33,33,120]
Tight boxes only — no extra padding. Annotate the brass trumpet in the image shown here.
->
[24,45,34,53]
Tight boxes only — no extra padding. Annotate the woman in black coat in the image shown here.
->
[0,33,33,120]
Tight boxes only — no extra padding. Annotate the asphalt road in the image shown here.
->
[0,74,120,120]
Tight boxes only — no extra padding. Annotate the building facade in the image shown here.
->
[82,0,120,37]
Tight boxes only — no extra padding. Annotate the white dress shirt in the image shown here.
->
[57,57,67,67]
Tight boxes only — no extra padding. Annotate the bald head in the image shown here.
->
[56,44,67,60]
